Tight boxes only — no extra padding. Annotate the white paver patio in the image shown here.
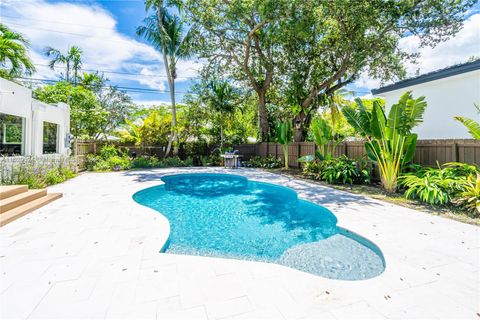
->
[0,167,479,319]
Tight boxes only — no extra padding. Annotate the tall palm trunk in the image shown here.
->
[66,60,70,83]
[165,75,178,156]
[153,6,178,158]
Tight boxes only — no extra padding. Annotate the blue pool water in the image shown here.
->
[133,173,385,280]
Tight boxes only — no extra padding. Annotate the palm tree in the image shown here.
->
[202,80,238,150]
[137,4,195,157]
[44,46,83,84]
[0,23,35,78]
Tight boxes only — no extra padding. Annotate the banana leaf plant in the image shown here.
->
[298,117,341,163]
[342,91,427,193]
[454,103,480,140]
[276,121,293,169]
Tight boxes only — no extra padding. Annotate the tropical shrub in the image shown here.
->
[131,155,192,169]
[243,156,282,169]
[131,155,160,168]
[399,167,463,205]
[157,156,191,168]
[200,154,221,166]
[454,174,480,217]
[303,156,371,185]
[105,156,131,171]
[399,163,480,215]
[342,91,427,193]
[303,161,323,178]
[310,116,341,160]
[86,145,131,172]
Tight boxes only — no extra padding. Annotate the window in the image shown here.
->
[43,122,58,154]
[0,113,24,156]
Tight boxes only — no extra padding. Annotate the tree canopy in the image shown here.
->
[180,0,475,141]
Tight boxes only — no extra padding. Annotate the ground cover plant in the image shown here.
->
[0,155,77,189]
[243,156,282,169]
[303,155,371,185]
[399,162,480,217]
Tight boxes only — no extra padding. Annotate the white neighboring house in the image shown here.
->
[372,60,480,139]
[0,77,70,156]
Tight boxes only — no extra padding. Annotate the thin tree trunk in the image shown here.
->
[66,61,70,83]
[257,90,269,142]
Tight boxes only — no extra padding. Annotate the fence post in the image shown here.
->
[297,143,301,168]
[452,142,458,162]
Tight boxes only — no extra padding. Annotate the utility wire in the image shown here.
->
[19,77,190,94]
[35,64,200,80]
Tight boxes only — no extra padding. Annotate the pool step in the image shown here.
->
[0,185,28,200]
[0,185,62,227]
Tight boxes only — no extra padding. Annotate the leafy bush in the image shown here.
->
[243,155,282,169]
[399,164,466,205]
[303,161,323,178]
[131,155,160,168]
[454,174,480,217]
[303,155,371,185]
[157,156,187,167]
[99,144,121,159]
[106,156,131,171]
[200,154,221,166]
[87,145,131,172]
[131,155,192,169]
[400,172,458,205]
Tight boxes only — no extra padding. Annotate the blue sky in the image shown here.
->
[1,0,479,106]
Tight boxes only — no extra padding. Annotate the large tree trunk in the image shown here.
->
[257,90,269,142]
[293,111,305,142]
[293,108,314,142]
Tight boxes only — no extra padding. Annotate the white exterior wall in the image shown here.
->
[377,70,480,139]
[0,78,70,156]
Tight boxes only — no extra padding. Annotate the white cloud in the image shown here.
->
[133,99,172,108]
[136,68,167,92]
[355,14,480,90]
[0,0,200,89]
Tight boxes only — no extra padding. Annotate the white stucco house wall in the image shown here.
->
[372,60,480,139]
[0,77,70,156]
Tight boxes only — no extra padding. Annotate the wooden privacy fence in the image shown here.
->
[234,139,480,168]
[72,140,168,171]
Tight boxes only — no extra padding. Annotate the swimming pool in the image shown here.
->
[133,173,385,280]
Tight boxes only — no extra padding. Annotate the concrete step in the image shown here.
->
[0,185,28,200]
[0,189,47,214]
[0,193,63,227]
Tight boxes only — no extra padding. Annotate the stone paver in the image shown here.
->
[0,167,479,319]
